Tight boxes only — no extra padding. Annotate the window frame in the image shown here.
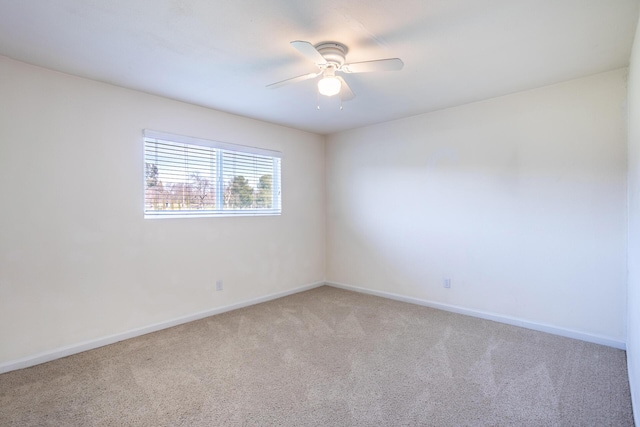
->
[143,129,282,219]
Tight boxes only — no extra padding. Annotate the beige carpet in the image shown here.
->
[0,286,634,426]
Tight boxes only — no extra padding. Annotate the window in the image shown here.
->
[143,130,281,218]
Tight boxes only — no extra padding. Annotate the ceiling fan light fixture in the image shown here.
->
[318,76,341,97]
[267,40,403,102]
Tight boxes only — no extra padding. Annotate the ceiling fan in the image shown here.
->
[267,41,404,101]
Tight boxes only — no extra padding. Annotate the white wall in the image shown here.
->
[0,55,325,365]
[627,15,640,426]
[326,69,628,345]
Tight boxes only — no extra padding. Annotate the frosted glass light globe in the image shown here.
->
[318,76,341,97]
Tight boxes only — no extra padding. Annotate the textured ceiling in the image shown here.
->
[0,0,638,135]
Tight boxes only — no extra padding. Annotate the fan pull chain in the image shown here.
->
[315,92,346,110]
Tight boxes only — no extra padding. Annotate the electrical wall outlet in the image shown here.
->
[443,278,451,289]
[216,280,223,291]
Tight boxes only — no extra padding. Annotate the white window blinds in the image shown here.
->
[143,130,281,218]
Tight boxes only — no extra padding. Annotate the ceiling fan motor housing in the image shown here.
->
[315,42,348,67]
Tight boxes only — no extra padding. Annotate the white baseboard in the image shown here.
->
[325,281,626,350]
[0,281,325,374]
[2,280,624,374]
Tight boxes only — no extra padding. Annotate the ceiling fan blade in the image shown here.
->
[266,71,322,89]
[337,76,355,101]
[290,41,327,67]
[341,58,404,73]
